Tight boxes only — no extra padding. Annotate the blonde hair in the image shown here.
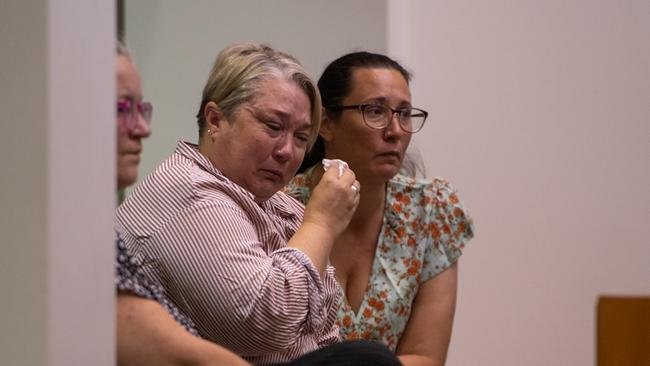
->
[196,43,321,150]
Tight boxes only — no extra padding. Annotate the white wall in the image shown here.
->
[389,1,650,365]
[0,0,115,365]
[125,0,388,188]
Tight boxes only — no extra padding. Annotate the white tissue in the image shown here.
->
[322,158,349,178]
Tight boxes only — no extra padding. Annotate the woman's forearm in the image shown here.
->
[397,354,439,366]
[117,294,250,366]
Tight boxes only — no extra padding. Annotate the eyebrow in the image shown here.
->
[117,92,141,102]
[361,96,411,106]
[249,107,312,129]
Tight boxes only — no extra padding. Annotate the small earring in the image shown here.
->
[207,129,211,134]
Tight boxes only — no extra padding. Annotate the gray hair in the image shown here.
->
[196,43,322,150]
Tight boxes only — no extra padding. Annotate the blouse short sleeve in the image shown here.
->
[419,177,474,282]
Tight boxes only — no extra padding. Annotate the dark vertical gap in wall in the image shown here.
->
[117,0,125,40]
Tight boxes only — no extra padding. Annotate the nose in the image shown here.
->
[131,113,151,138]
[272,133,295,162]
[383,112,404,140]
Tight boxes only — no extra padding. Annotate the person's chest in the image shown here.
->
[332,243,376,314]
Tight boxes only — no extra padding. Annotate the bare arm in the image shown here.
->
[395,262,459,366]
[117,293,250,366]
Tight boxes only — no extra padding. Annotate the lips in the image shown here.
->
[120,150,141,157]
[259,168,284,181]
[377,151,401,159]
[119,143,141,156]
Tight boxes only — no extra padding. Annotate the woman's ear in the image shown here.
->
[204,101,225,132]
[319,108,335,142]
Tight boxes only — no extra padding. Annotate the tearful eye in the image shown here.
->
[265,122,282,132]
[295,133,310,144]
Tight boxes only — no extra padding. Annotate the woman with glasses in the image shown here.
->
[116,46,152,192]
[286,51,474,366]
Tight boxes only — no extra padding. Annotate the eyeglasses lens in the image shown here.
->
[117,100,153,130]
[361,105,425,133]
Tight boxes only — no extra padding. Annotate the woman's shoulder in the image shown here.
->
[387,174,473,229]
[388,174,460,202]
[388,175,474,266]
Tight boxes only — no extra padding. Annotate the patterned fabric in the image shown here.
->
[115,231,198,335]
[285,169,474,351]
[115,141,341,365]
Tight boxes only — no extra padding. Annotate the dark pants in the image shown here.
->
[271,340,402,366]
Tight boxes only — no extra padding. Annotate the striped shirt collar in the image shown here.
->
[175,140,299,218]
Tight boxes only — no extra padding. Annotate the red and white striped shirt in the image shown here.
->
[116,141,341,365]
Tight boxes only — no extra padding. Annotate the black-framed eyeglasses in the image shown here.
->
[329,104,428,133]
[117,99,153,131]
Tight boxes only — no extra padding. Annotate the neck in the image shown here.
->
[198,137,225,174]
[116,190,125,205]
[198,137,213,162]
[349,178,386,230]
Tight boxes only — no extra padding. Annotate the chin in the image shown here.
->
[118,172,137,191]
[250,185,281,202]
[374,165,401,181]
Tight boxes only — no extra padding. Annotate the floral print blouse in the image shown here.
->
[285,170,474,351]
